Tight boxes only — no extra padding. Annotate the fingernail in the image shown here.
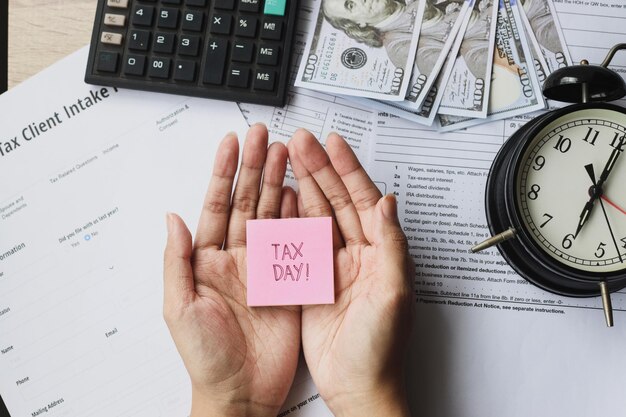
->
[224,131,237,138]
[382,194,397,221]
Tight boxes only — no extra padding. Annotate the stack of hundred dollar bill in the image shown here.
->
[295,0,572,131]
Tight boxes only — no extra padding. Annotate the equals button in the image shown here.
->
[227,66,250,88]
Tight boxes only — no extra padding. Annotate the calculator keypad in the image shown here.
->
[86,0,296,105]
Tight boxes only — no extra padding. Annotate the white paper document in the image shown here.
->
[0,47,252,417]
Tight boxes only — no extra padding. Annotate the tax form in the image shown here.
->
[0,47,250,416]
[274,1,626,416]
[361,1,626,417]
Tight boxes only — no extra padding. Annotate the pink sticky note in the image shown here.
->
[246,217,334,306]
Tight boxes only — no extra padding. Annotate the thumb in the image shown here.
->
[163,212,195,313]
[373,194,409,256]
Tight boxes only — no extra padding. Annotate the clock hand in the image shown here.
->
[575,149,623,238]
[574,164,601,238]
[574,199,596,238]
[598,197,624,263]
[597,138,624,186]
[585,163,596,184]
[601,194,626,215]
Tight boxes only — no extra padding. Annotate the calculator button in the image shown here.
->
[235,17,257,37]
[215,0,235,10]
[124,55,146,76]
[174,60,197,81]
[153,33,176,53]
[186,0,207,6]
[264,0,286,16]
[107,0,129,8]
[260,19,282,40]
[182,10,204,31]
[97,52,119,72]
[128,30,150,50]
[257,45,279,65]
[232,40,254,62]
[178,35,201,56]
[104,13,126,27]
[202,38,228,84]
[210,14,232,34]
[158,8,180,29]
[101,31,123,45]
[228,66,250,88]
[239,0,260,13]
[149,58,171,78]
[253,69,276,91]
[162,0,182,4]
[132,6,154,26]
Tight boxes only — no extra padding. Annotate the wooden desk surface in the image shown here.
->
[8,0,97,88]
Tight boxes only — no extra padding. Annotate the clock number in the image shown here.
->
[527,184,541,200]
[621,237,626,249]
[539,213,553,228]
[562,233,575,249]
[594,242,607,258]
[582,127,599,145]
[610,132,626,151]
[553,135,572,153]
[532,155,545,171]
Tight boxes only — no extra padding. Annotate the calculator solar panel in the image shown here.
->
[85,0,298,106]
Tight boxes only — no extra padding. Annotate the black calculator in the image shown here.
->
[85,0,298,106]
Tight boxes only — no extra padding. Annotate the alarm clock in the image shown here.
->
[472,43,626,327]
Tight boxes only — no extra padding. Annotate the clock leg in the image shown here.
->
[600,281,614,327]
[470,227,517,253]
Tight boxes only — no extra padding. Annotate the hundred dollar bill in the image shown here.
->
[520,19,550,85]
[437,0,499,119]
[345,2,473,126]
[403,0,472,109]
[438,0,546,132]
[517,0,573,73]
[295,0,425,101]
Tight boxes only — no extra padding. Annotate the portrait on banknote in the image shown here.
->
[295,0,423,99]
[520,0,561,55]
[459,0,493,81]
[414,1,467,76]
[321,0,423,68]
[435,0,497,118]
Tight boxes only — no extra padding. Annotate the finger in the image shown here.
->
[326,132,382,242]
[297,191,305,218]
[225,124,269,247]
[373,194,415,299]
[164,213,195,316]
[194,133,239,250]
[256,141,288,219]
[288,137,344,249]
[280,186,298,218]
[373,195,411,282]
[291,129,366,246]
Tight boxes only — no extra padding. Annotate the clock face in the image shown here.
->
[516,107,626,274]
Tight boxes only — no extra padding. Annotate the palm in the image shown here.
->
[164,127,301,416]
[288,130,413,410]
[187,247,300,407]
[302,241,409,398]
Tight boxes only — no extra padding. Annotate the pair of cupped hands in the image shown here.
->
[163,124,415,417]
